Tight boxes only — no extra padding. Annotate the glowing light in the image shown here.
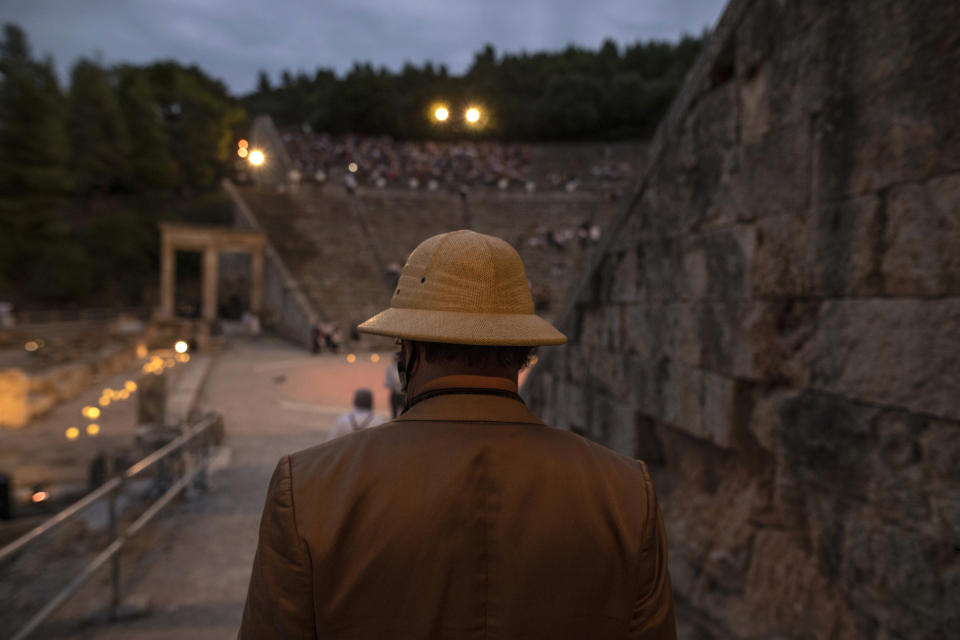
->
[238,139,249,149]
[65,427,80,440]
[124,380,137,393]
[174,340,189,354]
[370,353,380,363]
[86,423,100,436]
[99,397,111,407]
[82,406,101,420]
[32,491,49,503]
[117,390,130,400]
[237,147,248,158]
[465,107,481,123]
[434,106,449,121]
[142,364,151,373]
[346,353,357,364]
[136,344,148,358]
[248,149,265,166]
[176,353,190,363]
[347,162,358,173]
[24,340,39,352]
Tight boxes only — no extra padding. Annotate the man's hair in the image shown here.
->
[353,388,373,410]
[417,341,536,370]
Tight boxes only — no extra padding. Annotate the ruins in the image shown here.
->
[523,0,960,636]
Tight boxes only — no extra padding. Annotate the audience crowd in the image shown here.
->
[281,129,635,196]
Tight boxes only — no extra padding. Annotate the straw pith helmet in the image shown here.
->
[358,230,566,346]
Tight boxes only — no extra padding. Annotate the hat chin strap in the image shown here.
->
[397,343,418,394]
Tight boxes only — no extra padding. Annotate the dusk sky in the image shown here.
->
[4,0,727,95]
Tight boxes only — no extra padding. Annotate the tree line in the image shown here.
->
[243,36,704,141]
[0,23,704,306]
[0,24,242,305]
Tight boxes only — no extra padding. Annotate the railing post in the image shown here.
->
[107,486,120,622]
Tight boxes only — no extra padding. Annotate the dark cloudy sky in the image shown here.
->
[4,0,727,95]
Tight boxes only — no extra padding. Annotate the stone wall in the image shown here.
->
[523,1,960,637]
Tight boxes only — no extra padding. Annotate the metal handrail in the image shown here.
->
[1,413,221,640]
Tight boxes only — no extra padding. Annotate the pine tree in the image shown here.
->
[119,71,179,189]
[0,24,72,195]
[67,59,130,193]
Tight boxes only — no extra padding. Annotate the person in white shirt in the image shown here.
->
[327,388,385,441]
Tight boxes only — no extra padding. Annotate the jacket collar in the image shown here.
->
[394,389,545,425]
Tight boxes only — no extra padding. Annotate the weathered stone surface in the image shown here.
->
[737,529,856,639]
[523,1,960,637]
[883,174,960,296]
[728,124,812,221]
[810,299,960,420]
[752,194,883,298]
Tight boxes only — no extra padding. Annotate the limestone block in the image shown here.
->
[638,236,685,300]
[918,419,960,485]
[730,124,812,221]
[626,354,665,424]
[560,380,587,431]
[739,63,770,145]
[842,520,946,636]
[0,369,29,428]
[623,304,664,361]
[608,250,642,304]
[696,300,740,374]
[578,306,607,350]
[589,393,635,457]
[738,529,857,639]
[883,174,960,296]
[745,385,802,454]
[701,371,745,449]
[730,300,818,386]
[752,194,882,298]
[777,391,877,495]
[693,224,756,300]
[662,360,703,439]
[633,413,664,464]
[821,60,959,201]
[585,348,630,402]
[809,299,960,421]
[686,81,739,152]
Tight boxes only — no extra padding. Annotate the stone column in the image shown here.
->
[202,246,219,322]
[160,236,176,317]
[250,245,264,314]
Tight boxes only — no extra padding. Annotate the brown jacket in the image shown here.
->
[239,391,675,639]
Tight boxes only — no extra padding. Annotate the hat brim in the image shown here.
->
[357,307,567,346]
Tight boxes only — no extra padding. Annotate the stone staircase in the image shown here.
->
[235,186,393,344]
[234,184,619,337]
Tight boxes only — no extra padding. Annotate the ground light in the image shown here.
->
[346,353,357,364]
[65,427,80,440]
[86,423,100,436]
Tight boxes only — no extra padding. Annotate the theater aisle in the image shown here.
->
[49,337,393,640]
